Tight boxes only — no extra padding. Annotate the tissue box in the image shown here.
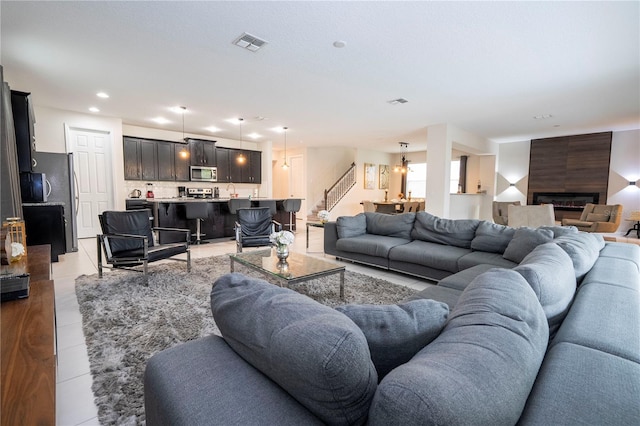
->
[0,273,30,302]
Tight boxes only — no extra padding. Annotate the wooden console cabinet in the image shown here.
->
[1,245,55,425]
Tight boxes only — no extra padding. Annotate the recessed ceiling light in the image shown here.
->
[152,117,171,125]
[333,40,347,48]
[96,92,109,99]
[205,126,221,133]
[247,132,262,139]
[233,32,268,52]
[388,98,408,105]
[89,107,100,113]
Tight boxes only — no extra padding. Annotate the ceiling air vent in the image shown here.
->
[388,98,408,105]
[233,32,268,52]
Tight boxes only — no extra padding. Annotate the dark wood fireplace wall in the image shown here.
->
[527,132,612,220]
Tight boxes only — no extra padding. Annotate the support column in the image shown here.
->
[426,124,453,218]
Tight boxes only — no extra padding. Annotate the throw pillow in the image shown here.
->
[211,273,377,425]
[586,213,609,222]
[336,299,449,380]
[364,212,415,239]
[503,227,554,263]
[368,269,548,426]
[410,212,480,248]
[554,232,604,281]
[336,213,367,239]
[470,221,516,254]
[514,242,576,338]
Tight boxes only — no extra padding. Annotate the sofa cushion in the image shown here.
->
[438,264,499,291]
[210,273,377,425]
[554,232,604,281]
[368,269,548,425]
[503,227,554,263]
[336,234,409,258]
[470,221,515,254]
[539,225,578,238]
[457,251,518,270]
[580,256,640,291]
[552,282,640,363]
[518,342,640,426]
[365,212,415,239]
[144,335,324,426]
[598,242,640,271]
[404,284,462,310]
[336,213,367,239]
[336,300,449,380]
[410,211,480,248]
[388,240,472,273]
[513,243,576,337]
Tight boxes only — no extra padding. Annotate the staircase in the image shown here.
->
[307,162,357,221]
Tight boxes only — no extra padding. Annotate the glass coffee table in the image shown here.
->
[229,248,346,299]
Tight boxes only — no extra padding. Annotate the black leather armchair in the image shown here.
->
[97,209,191,281]
[235,207,282,253]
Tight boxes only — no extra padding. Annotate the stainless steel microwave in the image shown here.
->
[190,165,217,182]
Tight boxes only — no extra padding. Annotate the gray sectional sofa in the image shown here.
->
[144,211,640,425]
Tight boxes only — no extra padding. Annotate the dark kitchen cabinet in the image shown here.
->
[157,141,175,181]
[174,144,190,181]
[123,138,140,180]
[215,147,261,184]
[123,136,157,181]
[246,150,262,184]
[22,204,66,262]
[188,138,216,166]
[140,140,157,181]
[11,91,36,172]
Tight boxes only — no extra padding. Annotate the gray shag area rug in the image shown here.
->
[75,254,417,425]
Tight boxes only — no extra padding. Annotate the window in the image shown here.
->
[406,163,426,198]
[450,160,460,193]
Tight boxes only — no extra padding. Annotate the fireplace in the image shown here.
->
[532,192,600,211]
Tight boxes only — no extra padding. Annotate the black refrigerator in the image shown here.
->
[31,152,78,252]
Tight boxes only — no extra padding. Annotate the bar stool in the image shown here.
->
[282,198,302,232]
[185,202,209,244]
[258,200,277,216]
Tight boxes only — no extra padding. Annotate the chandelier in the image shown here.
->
[394,142,409,173]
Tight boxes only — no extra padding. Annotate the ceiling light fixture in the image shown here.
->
[282,127,289,170]
[89,107,99,113]
[233,32,268,52]
[388,98,408,105]
[178,106,189,159]
[394,142,409,173]
[237,118,246,164]
[96,92,109,99]
[205,126,221,133]
[333,40,347,48]
[152,117,170,125]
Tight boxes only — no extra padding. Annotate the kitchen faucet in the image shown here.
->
[226,182,236,197]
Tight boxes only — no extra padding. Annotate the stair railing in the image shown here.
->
[324,162,357,212]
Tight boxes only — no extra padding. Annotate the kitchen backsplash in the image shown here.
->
[124,181,261,199]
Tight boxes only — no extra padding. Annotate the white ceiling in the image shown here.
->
[2,1,639,153]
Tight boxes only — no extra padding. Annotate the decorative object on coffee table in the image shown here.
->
[269,230,294,260]
[318,210,330,223]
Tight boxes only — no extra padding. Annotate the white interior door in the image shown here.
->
[66,126,114,238]
[289,155,305,218]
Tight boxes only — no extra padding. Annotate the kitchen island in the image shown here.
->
[126,198,299,243]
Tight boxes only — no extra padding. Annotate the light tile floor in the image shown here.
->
[53,221,431,425]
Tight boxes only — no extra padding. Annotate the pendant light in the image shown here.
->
[282,127,289,169]
[237,118,246,164]
[394,142,409,173]
[178,106,189,159]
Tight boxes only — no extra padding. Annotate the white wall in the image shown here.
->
[608,129,640,229]
[495,140,530,205]
[33,106,127,208]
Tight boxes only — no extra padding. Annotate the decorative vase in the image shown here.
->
[275,245,289,261]
[277,259,289,273]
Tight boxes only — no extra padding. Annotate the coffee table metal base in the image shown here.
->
[229,249,345,299]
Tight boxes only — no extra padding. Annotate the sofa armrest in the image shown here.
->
[323,221,339,255]
[145,335,322,425]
